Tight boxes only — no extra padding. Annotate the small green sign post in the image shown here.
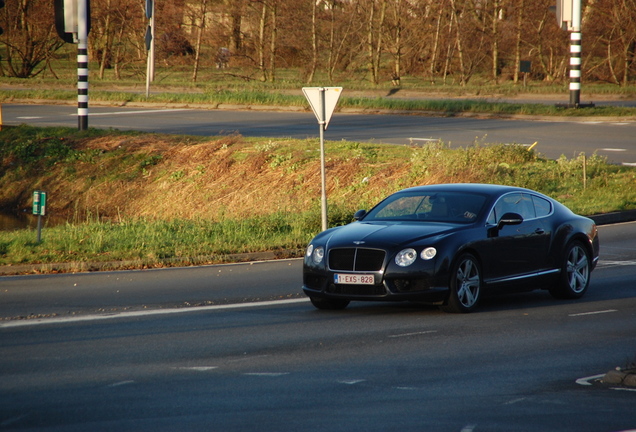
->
[33,190,47,242]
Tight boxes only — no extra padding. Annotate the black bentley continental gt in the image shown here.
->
[302,183,600,313]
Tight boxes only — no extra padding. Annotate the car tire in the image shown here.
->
[309,297,350,310]
[549,241,591,300]
[440,253,482,313]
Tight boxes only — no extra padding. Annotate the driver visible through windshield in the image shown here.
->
[364,192,487,223]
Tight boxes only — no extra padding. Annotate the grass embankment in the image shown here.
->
[1,125,635,271]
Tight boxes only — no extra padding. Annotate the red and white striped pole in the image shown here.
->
[77,0,89,130]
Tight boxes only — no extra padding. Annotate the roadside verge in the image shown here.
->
[1,211,634,276]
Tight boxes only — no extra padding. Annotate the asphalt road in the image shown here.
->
[3,103,636,165]
[1,223,635,431]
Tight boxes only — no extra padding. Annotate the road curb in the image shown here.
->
[589,209,636,225]
[0,249,304,276]
[602,369,636,388]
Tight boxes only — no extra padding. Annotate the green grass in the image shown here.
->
[0,214,314,267]
[3,60,636,118]
[4,86,636,117]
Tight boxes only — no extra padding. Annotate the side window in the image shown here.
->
[518,194,536,219]
[531,195,552,218]
[487,193,534,224]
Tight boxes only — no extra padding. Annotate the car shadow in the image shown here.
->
[307,283,621,316]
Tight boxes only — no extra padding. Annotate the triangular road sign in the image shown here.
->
[302,87,343,129]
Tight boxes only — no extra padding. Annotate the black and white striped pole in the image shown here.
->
[77,0,89,130]
[568,0,581,107]
[554,0,593,109]
[54,0,92,129]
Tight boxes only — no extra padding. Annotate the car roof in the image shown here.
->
[398,183,532,196]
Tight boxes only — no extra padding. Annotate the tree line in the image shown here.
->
[1,0,635,87]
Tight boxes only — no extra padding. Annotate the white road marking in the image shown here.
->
[623,162,636,167]
[0,298,310,328]
[243,372,289,377]
[388,330,437,338]
[600,148,627,152]
[70,109,189,117]
[503,397,527,405]
[16,116,43,119]
[176,367,218,372]
[597,260,636,267]
[569,310,617,317]
[338,379,366,385]
[107,380,135,387]
[575,374,605,386]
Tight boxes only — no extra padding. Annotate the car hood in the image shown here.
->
[323,221,459,249]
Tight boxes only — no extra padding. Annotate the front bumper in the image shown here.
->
[302,268,449,304]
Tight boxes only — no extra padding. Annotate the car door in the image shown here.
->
[484,193,551,282]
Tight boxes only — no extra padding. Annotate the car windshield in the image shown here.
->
[363,191,487,224]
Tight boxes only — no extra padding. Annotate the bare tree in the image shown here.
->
[512,0,525,83]
[186,0,210,82]
[307,0,318,83]
[0,0,65,78]
[491,0,501,82]
[256,0,268,81]
[2,0,635,86]
[428,1,446,82]
[385,0,406,86]
[228,0,245,53]
[449,0,469,85]
[586,0,636,85]
[523,0,566,82]
[364,0,387,84]
[268,0,278,82]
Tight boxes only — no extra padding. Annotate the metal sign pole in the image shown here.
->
[145,0,155,97]
[36,214,43,243]
[302,86,343,232]
[33,191,46,243]
[319,89,328,231]
[150,0,155,82]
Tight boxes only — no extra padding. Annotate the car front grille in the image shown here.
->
[328,248,386,272]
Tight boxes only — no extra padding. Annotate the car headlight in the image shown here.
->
[421,247,437,260]
[306,244,314,257]
[311,246,325,264]
[395,248,417,267]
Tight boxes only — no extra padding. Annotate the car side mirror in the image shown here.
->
[497,212,524,230]
[353,209,367,221]
[488,212,523,238]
